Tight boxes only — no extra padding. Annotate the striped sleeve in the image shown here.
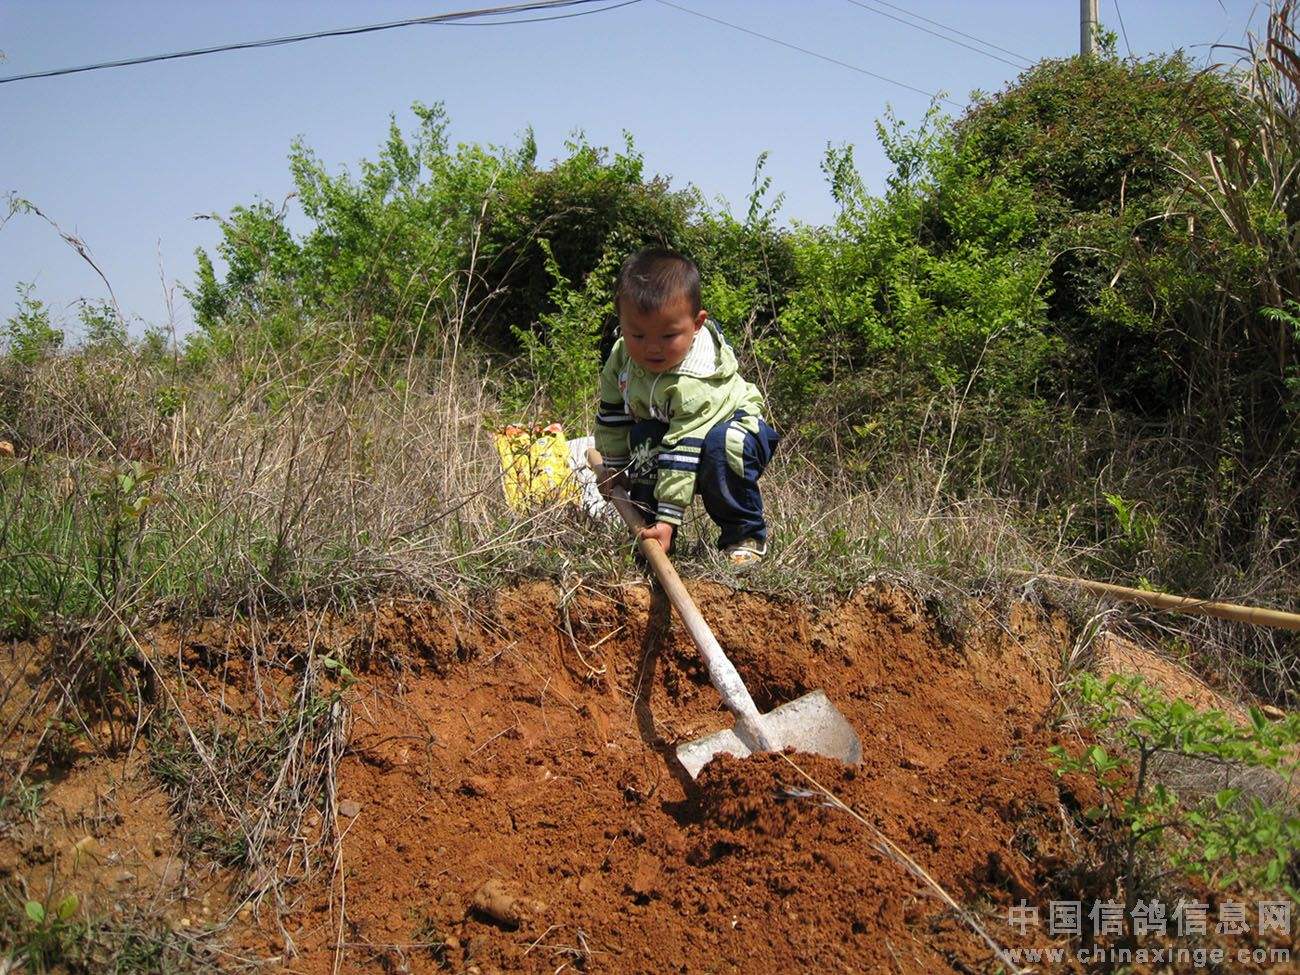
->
[594,342,630,468]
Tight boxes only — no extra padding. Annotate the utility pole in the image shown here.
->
[1080,0,1099,56]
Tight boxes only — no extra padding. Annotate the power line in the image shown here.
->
[655,0,957,107]
[444,0,643,26]
[0,0,636,86]
[842,0,1030,70]
[1113,0,1134,58]
[862,0,1033,66]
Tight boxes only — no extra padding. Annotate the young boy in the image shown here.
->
[595,247,779,566]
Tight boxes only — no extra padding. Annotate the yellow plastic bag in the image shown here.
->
[493,423,580,511]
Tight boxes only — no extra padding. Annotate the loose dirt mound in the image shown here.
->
[262,582,1081,973]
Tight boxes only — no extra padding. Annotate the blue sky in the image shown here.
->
[0,1,1261,334]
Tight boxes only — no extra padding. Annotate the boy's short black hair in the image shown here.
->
[615,247,701,316]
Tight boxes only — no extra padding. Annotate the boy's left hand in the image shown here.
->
[638,521,675,551]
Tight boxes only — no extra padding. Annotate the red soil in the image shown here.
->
[270,582,1083,973]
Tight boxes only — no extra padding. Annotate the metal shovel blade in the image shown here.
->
[675,689,863,780]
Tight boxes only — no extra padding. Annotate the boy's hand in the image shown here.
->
[638,521,675,551]
[597,467,628,500]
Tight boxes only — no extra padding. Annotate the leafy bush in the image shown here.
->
[188,104,702,362]
[1051,672,1300,908]
[4,285,63,365]
[506,240,617,431]
[956,52,1248,412]
[759,106,1053,446]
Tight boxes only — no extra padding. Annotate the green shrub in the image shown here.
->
[4,285,63,365]
[506,240,618,431]
[1051,672,1300,907]
[762,106,1052,424]
[187,104,704,361]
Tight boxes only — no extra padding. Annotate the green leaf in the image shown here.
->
[1249,706,1268,734]
[1214,787,1242,810]
[57,894,78,919]
[321,656,354,680]
[25,900,45,923]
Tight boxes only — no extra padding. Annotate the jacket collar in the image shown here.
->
[673,319,723,378]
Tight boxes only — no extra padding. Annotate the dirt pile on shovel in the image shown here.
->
[257,582,1085,974]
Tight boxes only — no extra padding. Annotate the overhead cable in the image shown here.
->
[1113,0,1134,57]
[859,0,1032,64]
[0,0,637,85]
[842,0,1030,70]
[656,0,957,106]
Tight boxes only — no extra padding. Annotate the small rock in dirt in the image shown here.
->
[150,856,183,886]
[628,853,662,899]
[459,776,493,797]
[337,799,362,818]
[470,879,536,929]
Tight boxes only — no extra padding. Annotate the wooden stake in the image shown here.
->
[1013,570,1300,631]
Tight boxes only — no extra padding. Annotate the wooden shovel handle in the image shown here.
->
[585,447,674,582]
[586,448,774,748]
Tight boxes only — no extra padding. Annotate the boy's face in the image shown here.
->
[619,293,707,374]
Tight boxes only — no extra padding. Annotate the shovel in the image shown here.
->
[586,448,862,779]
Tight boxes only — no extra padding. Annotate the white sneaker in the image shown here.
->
[722,537,766,567]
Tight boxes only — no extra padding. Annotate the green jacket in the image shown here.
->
[595,320,766,525]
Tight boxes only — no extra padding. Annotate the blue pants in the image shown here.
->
[629,411,779,549]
